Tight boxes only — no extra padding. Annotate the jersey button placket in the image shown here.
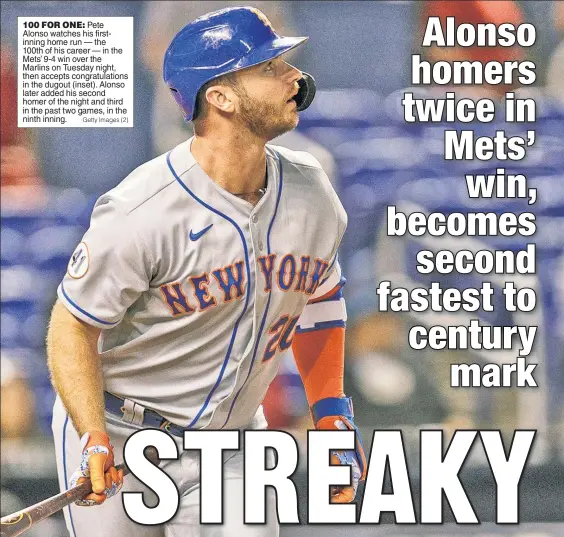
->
[250,213,264,251]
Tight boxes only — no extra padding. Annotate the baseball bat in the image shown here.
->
[0,448,159,537]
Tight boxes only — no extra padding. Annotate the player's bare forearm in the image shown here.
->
[46,300,106,436]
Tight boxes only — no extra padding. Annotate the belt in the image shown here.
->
[104,391,187,438]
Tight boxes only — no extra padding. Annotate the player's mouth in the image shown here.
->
[287,90,299,105]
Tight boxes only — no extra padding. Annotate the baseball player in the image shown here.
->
[47,7,366,537]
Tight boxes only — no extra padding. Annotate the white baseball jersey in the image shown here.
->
[58,137,347,430]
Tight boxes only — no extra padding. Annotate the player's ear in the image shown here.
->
[204,84,237,116]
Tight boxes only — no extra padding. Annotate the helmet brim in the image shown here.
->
[224,35,309,74]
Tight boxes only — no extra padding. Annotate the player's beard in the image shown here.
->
[235,87,299,141]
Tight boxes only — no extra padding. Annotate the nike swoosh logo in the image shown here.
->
[189,224,213,241]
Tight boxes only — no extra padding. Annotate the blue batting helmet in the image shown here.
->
[163,6,315,121]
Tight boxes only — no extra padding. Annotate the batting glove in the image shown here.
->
[312,397,367,503]
[69,431,124,506]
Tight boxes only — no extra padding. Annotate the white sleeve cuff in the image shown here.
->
[57,283,120,330]
[297,297,347,333]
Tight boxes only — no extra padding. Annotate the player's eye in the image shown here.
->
[265,62,274,72]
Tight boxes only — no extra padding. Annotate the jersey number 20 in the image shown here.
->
[263,314,299,362]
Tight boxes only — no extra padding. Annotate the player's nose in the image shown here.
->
[283,64,303,97]
[283,61,303,84]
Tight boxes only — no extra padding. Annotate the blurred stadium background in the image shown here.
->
[1,1,563,535]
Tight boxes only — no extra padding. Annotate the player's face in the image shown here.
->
[232,57,303,140]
